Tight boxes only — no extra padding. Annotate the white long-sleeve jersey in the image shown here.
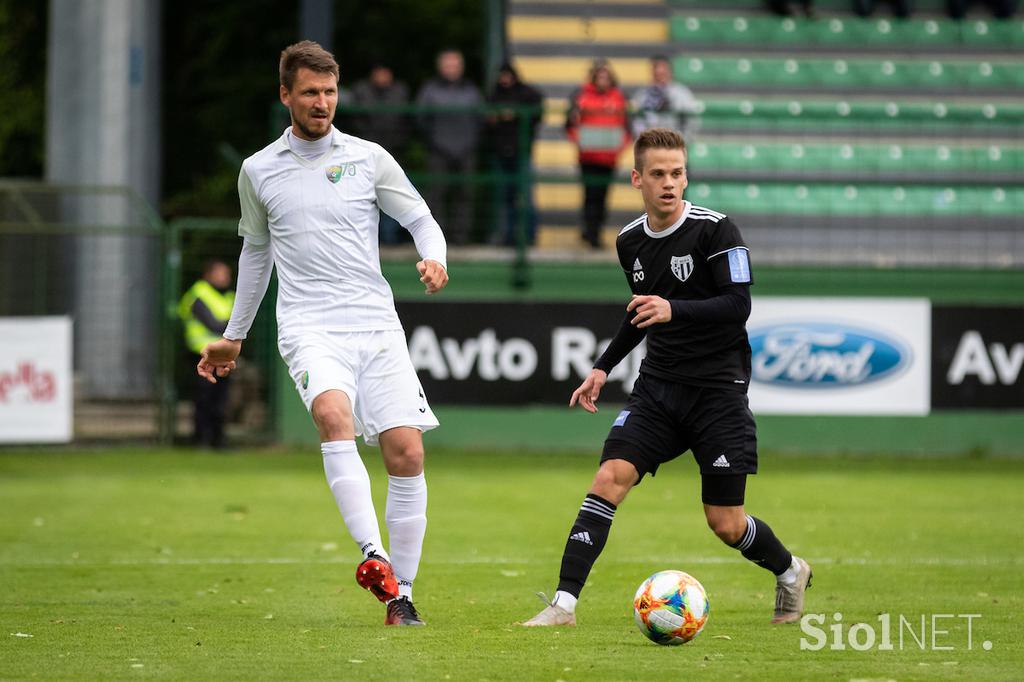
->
[223,127,446,340]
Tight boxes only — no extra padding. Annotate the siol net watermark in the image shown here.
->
[800,612,991,651]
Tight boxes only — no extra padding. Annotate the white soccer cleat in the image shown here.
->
[522,593,577,627]
[772,556,812,624]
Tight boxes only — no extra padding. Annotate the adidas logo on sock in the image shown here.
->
[633,258,642,271]
[569,531,593,545]
[713,454,730,468]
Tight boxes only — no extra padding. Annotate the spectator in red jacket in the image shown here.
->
[566,59,631,249]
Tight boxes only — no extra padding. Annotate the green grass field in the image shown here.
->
[2,447,1022,680]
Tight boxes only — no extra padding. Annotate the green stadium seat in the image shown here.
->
[669,14,1023,49]
[687,97,1024,138]
[680,181,1022,217]
[692,139,1023,177]
[673,55,1021,92]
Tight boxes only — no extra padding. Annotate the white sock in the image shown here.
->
[777,555,802,586]
[553,590,578,614]
[321,441,387,561]
[385,473,427,600]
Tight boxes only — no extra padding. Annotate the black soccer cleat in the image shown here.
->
[384,596,425,626]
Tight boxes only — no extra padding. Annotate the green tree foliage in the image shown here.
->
[161,1,297,217]
[0,0,46,178]
[332,0,486,90]
[162,0,485,217]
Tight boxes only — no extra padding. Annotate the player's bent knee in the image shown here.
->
[706,513,745,545]
[391,443,424,465]
[313,410,350,437]
[590,460,638,504]
[311,400,354,441]
[380,428,425,475]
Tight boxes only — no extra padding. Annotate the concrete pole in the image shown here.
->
[300,0,333,52]
[46,0,162,399]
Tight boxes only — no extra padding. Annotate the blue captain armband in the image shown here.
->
[726,248,751,283]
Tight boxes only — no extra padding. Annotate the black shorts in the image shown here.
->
[601,374,757,505]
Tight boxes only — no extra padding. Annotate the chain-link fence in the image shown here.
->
[0,182,166,441]
[0,185,282,445]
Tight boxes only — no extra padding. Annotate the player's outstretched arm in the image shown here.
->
[197,338,242,384]
[569,369,608,414]
[416,259,448,295]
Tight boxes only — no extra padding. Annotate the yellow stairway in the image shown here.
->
[505,0,670,249]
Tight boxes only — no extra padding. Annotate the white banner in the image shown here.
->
[747,298,931,415]
[0,317,73,443]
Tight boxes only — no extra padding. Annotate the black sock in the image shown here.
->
[730,515,792,575]
[556,494,617,597]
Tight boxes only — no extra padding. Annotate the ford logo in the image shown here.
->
[748,322,910,388]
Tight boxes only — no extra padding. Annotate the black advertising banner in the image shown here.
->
[395,301,644,404]
[932,305,1024,409]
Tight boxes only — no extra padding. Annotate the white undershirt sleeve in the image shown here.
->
[403,213,448,271]
[224,238,274,340]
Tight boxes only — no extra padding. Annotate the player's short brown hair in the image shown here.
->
[279,40,339,91]
[634,128,687,171]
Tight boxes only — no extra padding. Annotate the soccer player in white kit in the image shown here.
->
[196,41,448,626]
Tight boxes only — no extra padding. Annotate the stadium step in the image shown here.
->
[670,54,1024,94]
[534,95,1024,131]
[532,180,1022,216]
[669,15,1024,52]
[515,54,1024,98]
[515,55,654,89]
[533,137,1023,181]
[507,0,673,251]
[667,0,951,11]
[508,15,668,43]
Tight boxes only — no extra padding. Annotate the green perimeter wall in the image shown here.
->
[277,262,1024,455]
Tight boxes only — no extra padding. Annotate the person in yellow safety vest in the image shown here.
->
[179,259,235,448]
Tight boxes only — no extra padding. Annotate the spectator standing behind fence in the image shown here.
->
[566,59,631,250]
[178,260,235,448]
[630,55,700,144]
[416,49,483,245]
[353,63,411,244]
[486,61,543,246]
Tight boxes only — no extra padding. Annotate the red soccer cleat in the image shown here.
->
[355,552,399,603]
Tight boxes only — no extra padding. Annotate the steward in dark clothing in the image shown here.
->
[352,63,411,244]
[415,50,483,244]
[486,61,543,246]
[351,63,411,161]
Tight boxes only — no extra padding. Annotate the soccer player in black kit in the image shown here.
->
[523,128,811,627]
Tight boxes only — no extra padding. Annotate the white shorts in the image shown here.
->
[279,329,438,446]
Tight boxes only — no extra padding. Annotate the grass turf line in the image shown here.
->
[1,448,1021,680]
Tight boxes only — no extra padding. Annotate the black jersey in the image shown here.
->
[611,202,753,390]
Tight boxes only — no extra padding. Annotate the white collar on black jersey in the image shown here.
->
[643,201,691,239]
